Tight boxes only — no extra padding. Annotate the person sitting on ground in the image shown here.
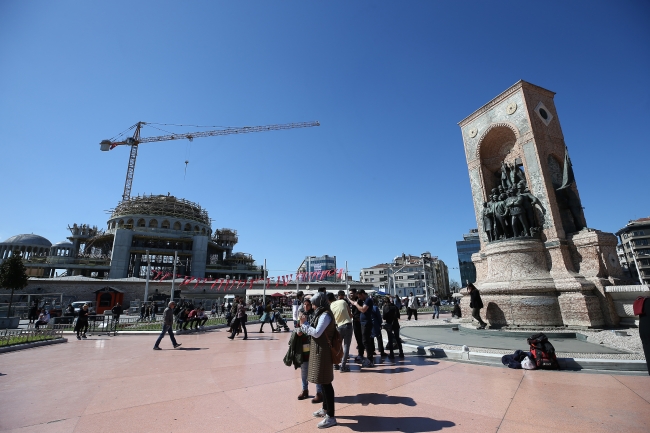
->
[452,301,462,318]
[210,305,216,318]
[196,308,208,329]
[186,307,198,330]
[35,309,50,329]
[178,307,190,330]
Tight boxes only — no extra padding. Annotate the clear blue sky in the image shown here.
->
[1,1,648,282]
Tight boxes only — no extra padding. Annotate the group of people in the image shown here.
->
[173,301,209,331]
[138,302,159,321]
[287,288,405,429]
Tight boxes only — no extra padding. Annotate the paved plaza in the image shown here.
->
[1,328,649,433]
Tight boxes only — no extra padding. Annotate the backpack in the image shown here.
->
[527,333,560,370]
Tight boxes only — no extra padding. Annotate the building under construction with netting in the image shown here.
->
[0,194,263,282]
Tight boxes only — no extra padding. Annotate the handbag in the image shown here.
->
[242,313,248,323]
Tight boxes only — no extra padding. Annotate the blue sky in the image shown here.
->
[1,1,648,282]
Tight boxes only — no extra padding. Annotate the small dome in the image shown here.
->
[52,241,73,248]
[2,234,52,247]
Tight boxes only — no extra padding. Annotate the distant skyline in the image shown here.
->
[1,1,648,282]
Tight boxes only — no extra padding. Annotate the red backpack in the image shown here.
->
[527,333,560,370]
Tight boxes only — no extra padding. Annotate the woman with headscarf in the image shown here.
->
[298,293,337,429]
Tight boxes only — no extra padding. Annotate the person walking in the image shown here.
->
[406,292,419,320]
[329,291,353,372]
[298,293,337,429]
[431,294,441,319]
[228,298,248,340]
[259,300,276,333]
[351,290,375,368]
[467,283,487,329]
[153,301,182,350]
[75,304,89,339]
[383,296,404,359]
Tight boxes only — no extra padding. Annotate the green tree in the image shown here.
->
[0,253,29,318]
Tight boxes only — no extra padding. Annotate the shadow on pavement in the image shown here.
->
[361,367,415,374]
[336,415,455,432]
[336,393,416,406]
[177,347,208,351]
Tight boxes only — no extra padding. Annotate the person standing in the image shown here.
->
[382,296,404,359]
[348,288,365,364]
[292,290,304,328]
[329,291,353,372]
[151,302,158,321]
[228,299,248,340]
[153,301,182,350]
[467,283,487,329]
[299,293,337,429]
[28,303,38,325]
[75,304,89,339]
[139,303,146,321]
[296,299,322,400]
[351,290,375,368]
[111,303,123,334]
[371,302,387,358]
[406,292,419,320]
[431,294,441,319]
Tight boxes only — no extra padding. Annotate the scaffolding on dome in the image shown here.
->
[109,194,210,225]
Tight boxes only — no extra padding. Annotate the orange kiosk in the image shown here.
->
[94,287,125,314]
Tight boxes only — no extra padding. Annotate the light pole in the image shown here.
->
[143,250,151,303]
[388,264,407,298]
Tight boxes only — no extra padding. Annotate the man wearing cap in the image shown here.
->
[153,301,182,350]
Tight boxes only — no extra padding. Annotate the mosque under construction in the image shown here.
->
[0,194,264,282]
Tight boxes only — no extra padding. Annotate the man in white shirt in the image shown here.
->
[407,292,418,321]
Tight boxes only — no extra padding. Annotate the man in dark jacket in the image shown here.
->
[111,303,123,333]
[382,296,404,359]
[154,301,182,350]
[468,283,487,329]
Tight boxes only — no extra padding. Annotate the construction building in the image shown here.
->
[0,194,263,282]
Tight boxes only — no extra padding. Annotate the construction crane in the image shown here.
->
[100,120,320,201]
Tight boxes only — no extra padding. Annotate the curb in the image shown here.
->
[0,338,68,354]
[400,342,648,374]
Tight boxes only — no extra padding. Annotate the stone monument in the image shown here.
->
[458,80,626,328]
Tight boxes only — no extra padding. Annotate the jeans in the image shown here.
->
[154,324,178,348]
[361,323,375,358]
[472,307,487,327]
[353,319,364,357]
[432,305,440,319]
[321,383,335,417]
[300,362,323,393]
[386,327,403,355]
[338,323,353,368]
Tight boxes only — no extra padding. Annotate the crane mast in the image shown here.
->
[100,120,319,201]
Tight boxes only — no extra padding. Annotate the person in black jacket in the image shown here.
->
[382,296,404,359]
[467,283,487,329]
[75,304,90,340]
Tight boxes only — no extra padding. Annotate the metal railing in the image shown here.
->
[0,324,66,348]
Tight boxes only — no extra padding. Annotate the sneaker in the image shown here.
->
[313,408,326,418]
[334,364,340,370]
[361,358,372,368]
[153,346,162,350]
[81,334,87,339]
[173,343,182,349]
[340,365,350,373]
[317,415,337,429]
[76,335,81,340]
[354,355,363,363]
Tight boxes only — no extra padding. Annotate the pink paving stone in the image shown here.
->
[0,329,649,433]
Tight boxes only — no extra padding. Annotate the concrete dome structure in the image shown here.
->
[0,234,52,262]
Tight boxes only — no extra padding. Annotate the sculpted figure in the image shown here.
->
[500,162,511,189]
[507,189,530,237]
[517,182,545,231]
[482,201,495,242]
[494,193,510,239]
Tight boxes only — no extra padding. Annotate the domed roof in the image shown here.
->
[110,194,210,225]
[52,241,73,248]
[2,234,52,247]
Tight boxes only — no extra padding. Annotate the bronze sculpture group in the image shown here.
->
[482,162,545,242]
